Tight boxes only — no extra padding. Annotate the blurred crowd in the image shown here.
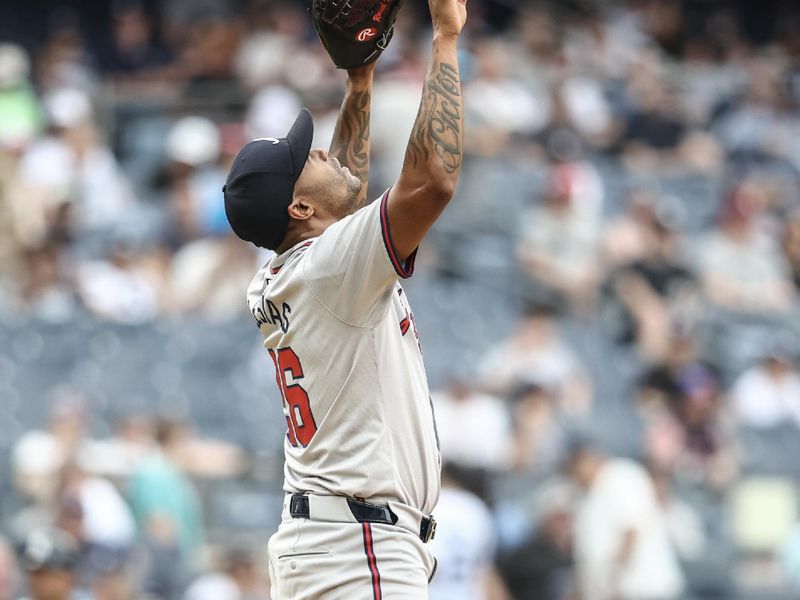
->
[1,0,800,599]
[2,388,263,600]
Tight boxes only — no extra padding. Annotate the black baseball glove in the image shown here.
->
[311,0,406,70]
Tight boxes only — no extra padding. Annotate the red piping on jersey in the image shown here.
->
[270,241,314,274]
[399,316,411,335]
[379,190,417,279]
[362,523,382,600]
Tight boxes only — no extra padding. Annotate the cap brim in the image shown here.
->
[286,108,314,181]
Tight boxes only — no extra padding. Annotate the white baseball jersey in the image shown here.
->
[247,191,441,515]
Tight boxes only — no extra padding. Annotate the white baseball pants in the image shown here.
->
[268,498,437,599]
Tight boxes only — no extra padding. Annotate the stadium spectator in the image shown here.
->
[731,342,800,429]
[99,2,171,78]
[15,87,137,239]
[33,11,98,93]
[428,464,506,600]
[75,236,160,324]
[234,2,307,91]
[517,164,601,312]
[508,384,567,474]
[16,528,83,600]
[496,479,575,600]
[463,38,547,156]
[638,328,711,409]
[549,78,615,152]
[83,547,132,600]
[697,183,795,314]
[8,242,77,322]
[566,442,685,600]
[602,193,697,361]
[57,461,136,551]
[166,232,258,319]
[162,117,227,240]
[0,44,41,150]
[128,419,204,583]
[713,57,800,165]
[12,391,91,507]
[639,347,737,489]
[78,415,154,479]
[670,364,736,487]
[183,545,267,600]
[431,379,511,471]
[480,302,592,416]
[513,5,561,73]
[11,427,67,522]
[648,465,707,561]
[602,190,665,269]
[621,58,688,156]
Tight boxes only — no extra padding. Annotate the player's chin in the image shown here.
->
[345,171,363,193]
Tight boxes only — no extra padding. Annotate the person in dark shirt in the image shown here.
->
[98,1,169,76]
[497,482,574,600]
[622,73,687,151]
[602,195,697,361]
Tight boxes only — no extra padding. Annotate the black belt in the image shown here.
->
[289,493,437,543]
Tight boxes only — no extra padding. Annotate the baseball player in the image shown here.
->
[222,0,467,597]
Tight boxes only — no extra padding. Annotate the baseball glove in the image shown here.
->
[311,0,406,70]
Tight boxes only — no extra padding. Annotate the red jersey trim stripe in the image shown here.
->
[361,523,382,600]
[379,190,417,279]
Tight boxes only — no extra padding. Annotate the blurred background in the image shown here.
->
[1,0,800,599]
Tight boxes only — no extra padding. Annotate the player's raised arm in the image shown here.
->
[330,64,375,208]
[387,0,467,261]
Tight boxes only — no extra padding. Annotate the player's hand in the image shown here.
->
[429,0,467,39]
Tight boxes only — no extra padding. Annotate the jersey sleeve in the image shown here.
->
[302,190,418,325]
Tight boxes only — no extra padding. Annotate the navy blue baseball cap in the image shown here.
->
[223,109,314,250]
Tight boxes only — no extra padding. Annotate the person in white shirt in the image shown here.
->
[428,465,506,600]
[696,184,795,314]
[731,345,800,429]
[59,461,136,550]
[567,442,685,600]
[479,303,592,416]
[432,380,511,470]
[517,165,602,312]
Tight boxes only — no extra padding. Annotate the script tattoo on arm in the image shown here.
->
[406,61,463,175]
[330,88,371,203]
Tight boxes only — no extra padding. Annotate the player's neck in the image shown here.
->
[277,213,340,253]
[275,228,322,254]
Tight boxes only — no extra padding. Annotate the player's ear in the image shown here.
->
[288,199,314,221]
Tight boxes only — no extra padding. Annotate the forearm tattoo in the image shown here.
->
[330,89,371,186]
[406,62,463,175]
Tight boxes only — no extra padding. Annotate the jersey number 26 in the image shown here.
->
[268,347,318,447]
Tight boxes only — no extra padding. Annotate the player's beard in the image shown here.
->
[297,166,362,220]
[332,169,362,218]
